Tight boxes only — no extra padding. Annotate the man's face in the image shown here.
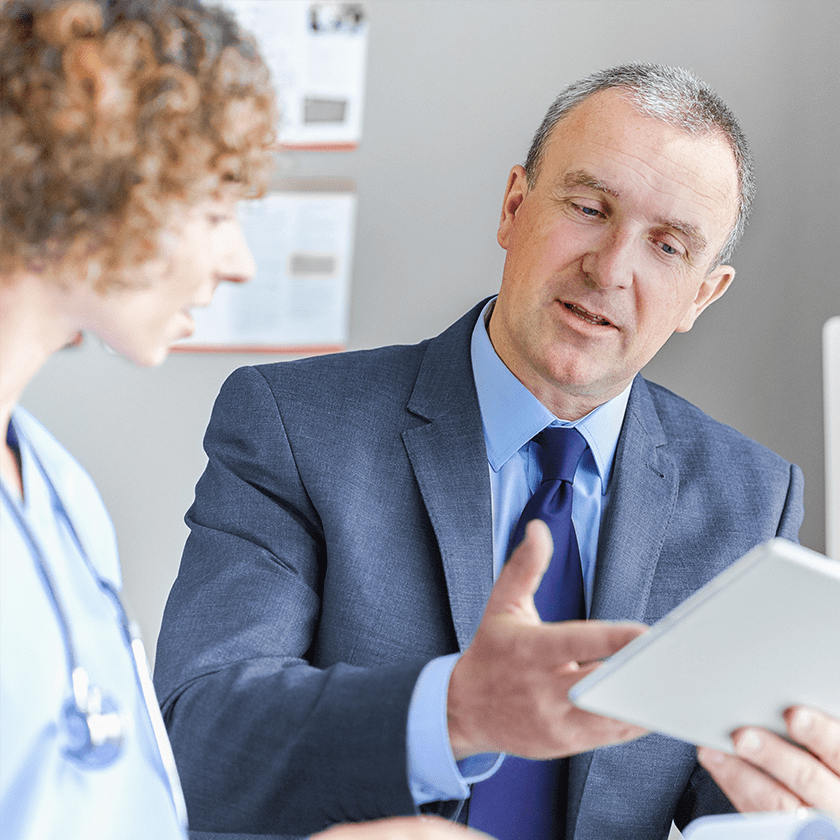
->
[489,88,740,419]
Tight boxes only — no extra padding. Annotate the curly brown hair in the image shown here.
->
[0,0,277,291]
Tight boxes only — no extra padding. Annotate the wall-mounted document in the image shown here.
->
[222,0,368,149]
[176,183,356,353]
[570,539,840,752]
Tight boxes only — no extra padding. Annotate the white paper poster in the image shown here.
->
[222,0,368,149]
[176,187,356,352]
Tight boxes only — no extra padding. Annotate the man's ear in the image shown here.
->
[497,165,529,250]
[676,264,735,333]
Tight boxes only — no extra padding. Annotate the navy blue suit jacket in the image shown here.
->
[155,301,804,840]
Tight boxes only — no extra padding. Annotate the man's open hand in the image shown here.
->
[446,519,648,760]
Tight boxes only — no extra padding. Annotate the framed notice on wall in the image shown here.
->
[221,0,368,150]
[174,181,356,354]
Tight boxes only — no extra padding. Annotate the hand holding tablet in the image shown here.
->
[570,538,840,822]
[570,539,840,751]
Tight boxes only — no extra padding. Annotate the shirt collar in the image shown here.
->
[470,298,631,493]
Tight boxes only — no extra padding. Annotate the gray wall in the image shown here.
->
[21,0,840,660]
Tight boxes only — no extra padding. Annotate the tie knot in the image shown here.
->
[535,426,588,483]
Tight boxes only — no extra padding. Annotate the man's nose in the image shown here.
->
[581,230,635,290]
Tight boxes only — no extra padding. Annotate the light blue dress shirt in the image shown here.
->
[0,408,187,839]
[407,299,631,805]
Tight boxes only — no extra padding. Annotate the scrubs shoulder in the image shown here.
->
[0,408,185,840]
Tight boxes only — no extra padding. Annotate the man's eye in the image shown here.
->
[659,241,679,255]
[573,203,602,218]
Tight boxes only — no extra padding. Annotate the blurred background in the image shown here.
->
[20,0,839,659]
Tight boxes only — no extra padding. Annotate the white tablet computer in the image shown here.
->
[569,539,840,752]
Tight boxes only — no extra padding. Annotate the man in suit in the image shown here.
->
[154,63,839,839]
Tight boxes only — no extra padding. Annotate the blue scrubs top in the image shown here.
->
[0,408,186,839]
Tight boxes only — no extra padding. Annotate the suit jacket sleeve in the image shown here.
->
[154,366,428,837]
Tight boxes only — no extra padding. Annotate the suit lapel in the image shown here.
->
[590,375,678,623]
[568,376,680,839]
[402,303,495,651]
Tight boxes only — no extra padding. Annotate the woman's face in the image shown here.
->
[79,195,255,366]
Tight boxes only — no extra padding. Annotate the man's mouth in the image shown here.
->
[563,301,613,327]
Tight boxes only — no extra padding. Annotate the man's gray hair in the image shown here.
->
[524,63,755,268]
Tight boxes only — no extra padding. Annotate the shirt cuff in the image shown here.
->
[407,653,503,805]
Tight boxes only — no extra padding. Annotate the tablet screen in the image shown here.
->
[569,539,840,751]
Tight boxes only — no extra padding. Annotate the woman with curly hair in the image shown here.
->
[0,1,274,836]
[0,3,485,839]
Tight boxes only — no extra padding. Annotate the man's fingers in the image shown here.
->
[530,619,648,669]
[697,747,805,813]
[484,520,553,617]
[786,707,840,776]
[730,723,840,814]
[557,703,648,754]
[555,660,649,751]
[698,714,840,819]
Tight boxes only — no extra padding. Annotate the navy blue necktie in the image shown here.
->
[468,427,588,840]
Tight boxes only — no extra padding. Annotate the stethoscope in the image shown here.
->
[0,419,188,834]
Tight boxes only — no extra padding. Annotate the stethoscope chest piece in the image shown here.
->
[62,666,125,769]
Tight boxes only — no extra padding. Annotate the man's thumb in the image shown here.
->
[486,519,553,612]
